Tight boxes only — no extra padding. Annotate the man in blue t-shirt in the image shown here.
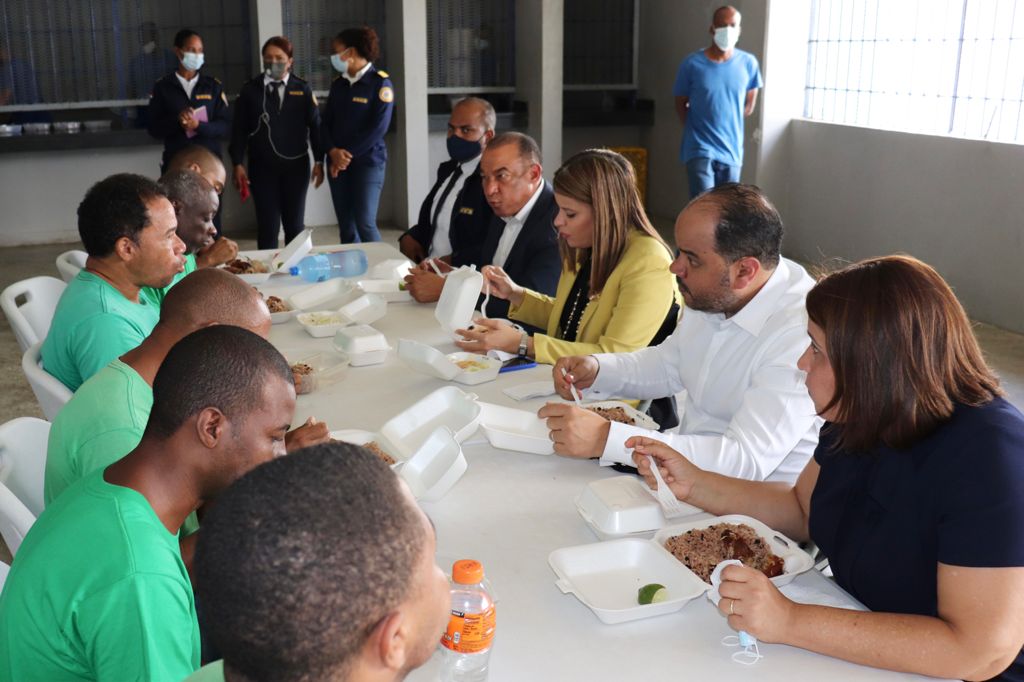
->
[673,5,763,198]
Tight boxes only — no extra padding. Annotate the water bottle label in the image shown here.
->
[440,604,495,653]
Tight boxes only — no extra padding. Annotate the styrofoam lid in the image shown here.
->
[435,266,483,333]
[371,258,414,281]
[576,476,666,536]
[333,324,389,354]
[272,228,314,272]
[400,426,467,501]
[289,278,357,311]
[338,293,387,325]
[397,339,460,380]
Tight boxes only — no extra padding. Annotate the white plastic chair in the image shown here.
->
[0,482,36,556]
[0,276,66,352]
[55,249,87,283]
[0,417,48,555]
[0,561,10,590]
[22,343,72,421]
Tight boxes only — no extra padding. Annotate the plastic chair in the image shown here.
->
[0,417,48,556]
[0,276,66,352]
[0,482,36,556]
[55,249,87,283]
[0,561,10,590]
[22,343,72,421]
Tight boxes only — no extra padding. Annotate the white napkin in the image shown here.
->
[708,560,758,650]
[502,380,557,401]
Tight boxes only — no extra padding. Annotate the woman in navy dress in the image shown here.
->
[321,26,394,244]
[631,255,1024,681]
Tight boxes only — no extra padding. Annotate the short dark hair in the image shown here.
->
[159,169,213,215]
[807,255,1001,451]
[692,183,782,268]
[167,144,222,173]
[77,173,168,258]
[336,26,380,62]
[195,443,425,681]
[146,326,293,440]
[488,131,542,166]
[173,28,200,49]
[262,35,293,59]
[158,268,270,331]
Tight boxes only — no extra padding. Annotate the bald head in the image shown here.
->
[167,145,227,195]
[454,97,496,133]
[159,268,272,338]
[712,5,741,27]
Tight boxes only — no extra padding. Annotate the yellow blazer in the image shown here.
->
[510,232,681,365]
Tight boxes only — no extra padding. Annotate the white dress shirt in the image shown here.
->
[262,72,291,88]
[588,257,822,483]
[491,181,544,268]
[342,61,373,86]
[429,156,480,258]
[175,72,199,99]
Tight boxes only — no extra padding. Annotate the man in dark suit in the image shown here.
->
[404,131,560,319]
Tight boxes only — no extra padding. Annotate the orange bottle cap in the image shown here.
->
[452,559,484,584]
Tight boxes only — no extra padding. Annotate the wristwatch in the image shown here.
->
[517,330,529,358]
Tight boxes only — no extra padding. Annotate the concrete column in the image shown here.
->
[253,0,284,54]
[386,0,431,228]
[515,0,564,178]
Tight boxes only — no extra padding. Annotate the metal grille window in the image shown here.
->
[563,0,638,89]
[0,0,253,111]
[426,0,515,93]
[282,0,387,94]
[804,0,1024,144]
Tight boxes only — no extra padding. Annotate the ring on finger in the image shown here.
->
[729,599,735,615]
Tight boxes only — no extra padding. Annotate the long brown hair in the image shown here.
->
[552,149,670,295]
[806,255,1001,451]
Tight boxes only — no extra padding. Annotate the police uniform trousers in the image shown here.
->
[249,155,310,249]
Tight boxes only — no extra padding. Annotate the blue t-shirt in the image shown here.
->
[672,49,762,166]
[809,397,1024,681]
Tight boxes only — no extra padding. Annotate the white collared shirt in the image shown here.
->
[342,61,373,86]
[262,72,291,88]
[429,156,480,258]
[588,257,822,483]
[175,71,199,99]
[491,181,545,268]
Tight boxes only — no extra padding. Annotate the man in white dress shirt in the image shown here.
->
[543,184,821,483]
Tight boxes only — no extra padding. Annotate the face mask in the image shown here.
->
[330,53,347,73]
[181,51,204,71]
[264,61,288,80]
[714,26,740,51]
[447,134,485,162]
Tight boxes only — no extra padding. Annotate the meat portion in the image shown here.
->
[224,257,268,274]
[663,523,786,583]
[585,406,636,425]
[363,441,397,466]
[266,295,289,313]
[290,362,315,395]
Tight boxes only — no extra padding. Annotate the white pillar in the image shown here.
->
[515,0,564,178]
[253,0,284,54]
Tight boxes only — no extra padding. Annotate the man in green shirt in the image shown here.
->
[188,442,450,682]
[41,173,187,391]
[0,325,297,682]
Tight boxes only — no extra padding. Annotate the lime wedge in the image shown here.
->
[637,583,668,605]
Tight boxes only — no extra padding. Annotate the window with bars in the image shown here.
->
[0,0,253,112]
[563,0,637,89]
[281,0,387,94]
[804,0,1024,144]
[426,0,515,92]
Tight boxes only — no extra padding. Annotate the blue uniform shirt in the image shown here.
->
[229,73,324,166]
[673,49,762,166]
[321,65,394,168]
[147,72,230,170]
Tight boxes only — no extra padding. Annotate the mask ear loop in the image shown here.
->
[721,635,763,665]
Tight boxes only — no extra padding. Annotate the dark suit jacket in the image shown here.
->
[403,159,493,267]
[478,181,561,320]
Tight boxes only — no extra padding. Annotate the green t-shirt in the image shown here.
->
[0,471,200,681]
[141,253,198,308]
[183,660,224,681]
[40,271,160,392]
[45,359,153,507]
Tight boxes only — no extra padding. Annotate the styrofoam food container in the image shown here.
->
[436,266,483,334]
[296,311,347,338]
[582,400,660,431]
[370,257,414,281]
[286,350,348,394]
[576,476,672,540]
[333,325,390,366]
[271,228,314,272]
[380,385,481,448]
[548,538,708,624]
[477,401,554,455]
[269,308,296,324]
[289,278,357,311]
[357,278,413,302]
[329,429,400,469]
[338,293,387,325]
[229,262,272,284]
[653,514,815,587]
[397,339,501,385]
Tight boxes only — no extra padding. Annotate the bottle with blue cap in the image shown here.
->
[288,250,368,282]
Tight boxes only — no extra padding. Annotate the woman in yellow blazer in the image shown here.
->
[456,148,680,365]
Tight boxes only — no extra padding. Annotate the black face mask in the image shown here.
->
[446,133,485,162]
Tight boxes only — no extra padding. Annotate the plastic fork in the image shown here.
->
[427,258,444,277]
[479,278,491,318]
[560,366,584,407]
[647,454,690,519]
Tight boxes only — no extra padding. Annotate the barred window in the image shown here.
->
[564,0,637,89]
[804,0,1024,144]
[426,0,515,93]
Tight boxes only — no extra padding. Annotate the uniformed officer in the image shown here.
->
[229,36,325,249]
[147,28,230,232]
[322,26,394,244]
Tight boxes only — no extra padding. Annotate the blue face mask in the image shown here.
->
[447,134,485,162]
[330,53,347,73]
[181,51,204,72]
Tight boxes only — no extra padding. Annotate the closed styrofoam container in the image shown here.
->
[436,266,483,334]
[370,257,414,281]
[477,401,554,455]
[333,325,390,366]
[575,476,676,540]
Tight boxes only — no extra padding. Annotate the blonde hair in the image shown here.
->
[552,149,670,294]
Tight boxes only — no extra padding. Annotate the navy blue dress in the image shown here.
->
[810,397,1024,681]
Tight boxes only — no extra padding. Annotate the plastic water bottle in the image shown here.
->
[440,559,496,682]
[288,250,367,282]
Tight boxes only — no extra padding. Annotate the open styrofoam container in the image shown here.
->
[234,269,272,284]
[477,401,554,455]
[289,278,358,311]
[357,278,413,303]
[271,228,314,273]
[380,385,481,447]
[329,429,400,468]
[338,293,387,325]
[581,400,660,431]
[370,257,414,281]
[436,266,483,334]
[296,311,348,338]
[549,514,815,624]
[397,339,501,385]
[575,476,701,541]
[333,325,390,366]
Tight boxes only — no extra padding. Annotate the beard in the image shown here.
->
[679,270,738,314]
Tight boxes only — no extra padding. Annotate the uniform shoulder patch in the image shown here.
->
[377,70,389,78]
[312,93,319,106]
[379,86,394,103]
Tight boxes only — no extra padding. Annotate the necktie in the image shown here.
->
[268,82,283,113]
[431,164,464,231]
